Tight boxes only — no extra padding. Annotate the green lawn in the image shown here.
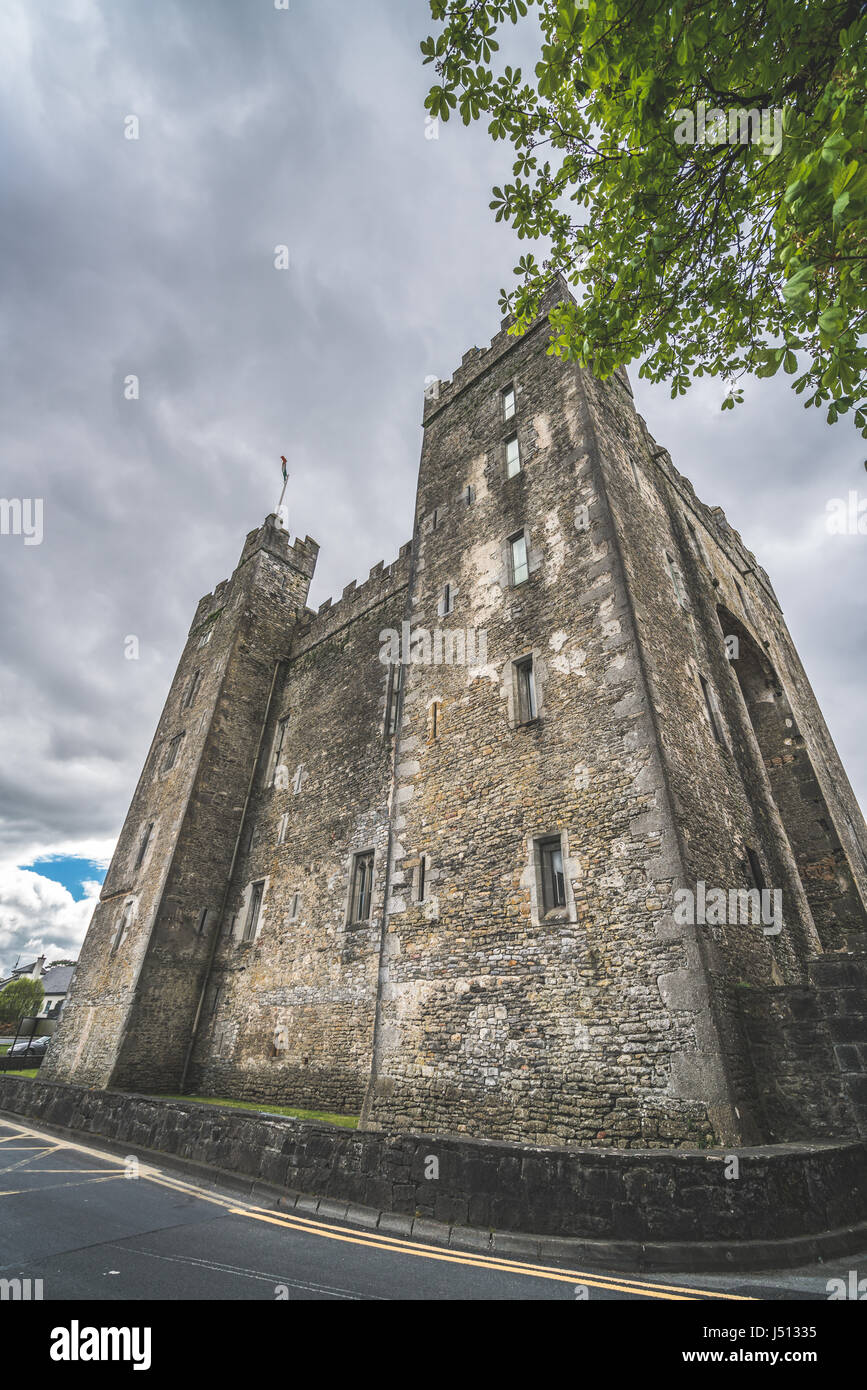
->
[155,1094,359,1129]
[1,1068,39,1078]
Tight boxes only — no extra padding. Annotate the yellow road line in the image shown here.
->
[0,1114,752,1301]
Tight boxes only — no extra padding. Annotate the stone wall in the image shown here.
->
[1,1078,866,1270]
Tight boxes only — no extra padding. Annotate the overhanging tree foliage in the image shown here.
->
[422,0,867,433]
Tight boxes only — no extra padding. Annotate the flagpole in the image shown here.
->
[275,477,288,515]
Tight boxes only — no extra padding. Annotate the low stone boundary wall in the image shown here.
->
[2,1076,866,1268]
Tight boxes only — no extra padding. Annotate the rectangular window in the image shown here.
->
[270,716,290,784]
[386,661,404,736]
[502,385,516,421]
[289,892,300,920]
[699,674,725,745]
[197,907,210,936]
[509,531,529,586]
[431,508,440,531]
[182,670,201,709]
[278,812,289,845]
[209,985,222,1016]
[134,822,153,870]
[440,582,454,616]
[463,484,475,506]
[430,701,440,740]
[514,656,537,724]
[243,881,265,942]
[348,851,374,924]
[539,837,567,915]
[629,456,641,487]
[197,629,212,649]
[163,734,184,772]
[505,434,521,478]
[417,855,427,903]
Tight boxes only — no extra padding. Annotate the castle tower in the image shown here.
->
[45,283,867,1148]
[42,516,319,1091]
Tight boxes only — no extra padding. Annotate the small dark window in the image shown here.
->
[463,484,476,506]
[134,822,153,870]
[665,550,688,607]
[746,848,766,893]
[502,385,516,421]
[197,907,210,936]
[243,881,265,942]
[182,670,201,709]
[539,837,566,914]
[505,434,520,478]
[111,901,135,956]
[163,734,184,772]
[386,661,404,736]
[509,531,529,586]
[417,855,427,903]
[431,508,440,531]
[289,892,300,920]
[514,656,537,724]
[349,851,374,924]
[431,701,440,740]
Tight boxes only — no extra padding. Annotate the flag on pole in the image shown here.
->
[281,455,288,483]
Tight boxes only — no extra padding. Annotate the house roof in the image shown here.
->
[40,965,75,996]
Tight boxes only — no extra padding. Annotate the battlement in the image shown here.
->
[290,540,413,657]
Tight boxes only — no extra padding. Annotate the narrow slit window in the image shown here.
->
[509,531,529,586]
[746,847,766,893]
[417,855,427,903]
[197,629,212,649]
[270,716,290,784]
[502,385,516,421]
[278,812,289,845]
[134,822,153,870]
[431,701,440,740]
[386,661,404,736]
[463,484,476,506]
[349,851,374,924]
[514,656,537,724]
[539,837,567,915]
[699,674,725,746]
[441,582,454,616]
[243,881,265,942]
[505,434,521,478]
[665,550,688,608]
[182,670,201,709]
[111,901,135,957]
[197,907,210,936]
[163,734,184,772]
[289,892,300,920]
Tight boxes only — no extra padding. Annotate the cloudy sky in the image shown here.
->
[0,0,864,973]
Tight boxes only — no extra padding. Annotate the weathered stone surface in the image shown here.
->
[41,278,867,1149]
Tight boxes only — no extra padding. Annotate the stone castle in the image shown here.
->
[43,279,867,1149]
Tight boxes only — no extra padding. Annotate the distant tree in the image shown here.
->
[46,959,77,969]
[422,0,867,434]
[0,978,44,1023]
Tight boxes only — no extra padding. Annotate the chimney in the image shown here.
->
[30,955,45,980]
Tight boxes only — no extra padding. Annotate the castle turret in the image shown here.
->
[42,516,319,1090]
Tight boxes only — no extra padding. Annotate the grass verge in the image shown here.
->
[155,1093,359,1129]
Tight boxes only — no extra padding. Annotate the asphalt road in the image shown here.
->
[0,1113,861,1302]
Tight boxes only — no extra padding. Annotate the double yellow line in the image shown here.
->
[0,1115,750,1300]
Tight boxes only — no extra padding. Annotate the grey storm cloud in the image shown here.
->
[0,0,864,971]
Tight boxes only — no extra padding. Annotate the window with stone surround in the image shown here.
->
[162,733,184,773]
[348,850,374,924]
[509,530,529,586]
[134,821,153,870]
[513,656,538,724]
[538,836,567,915]
[385,660,403,736]
[699,673,727,746]
[502,384,516,421]
[243,880,265,942]
[270,716,290,785]
[110,899,135,956]
[505,433,521,478]
[182,669,201,708]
